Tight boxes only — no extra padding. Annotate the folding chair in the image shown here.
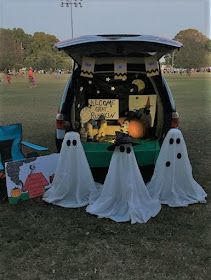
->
[0,123,48,201]
[0,123,48,170]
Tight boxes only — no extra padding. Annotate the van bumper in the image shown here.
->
[82,139,160,168]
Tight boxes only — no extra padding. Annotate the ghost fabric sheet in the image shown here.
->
[86,144,161,224]
[43,132,100,207]
[147,129,207,207]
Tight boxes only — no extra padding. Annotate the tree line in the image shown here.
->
[0,28,70,71]
[0,27,210,72]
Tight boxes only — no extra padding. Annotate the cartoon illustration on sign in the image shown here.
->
[23,163,49,198]
[5,154,59,204]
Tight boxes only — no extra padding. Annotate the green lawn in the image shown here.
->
[0,73,210,280]
[0,74,68,153]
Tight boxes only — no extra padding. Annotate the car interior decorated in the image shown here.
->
[55,35,181,170]
[63,60,167,144]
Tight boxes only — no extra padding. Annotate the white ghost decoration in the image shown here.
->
[147,129,207,207]
[86,144,161,224]
[43,132,100,207]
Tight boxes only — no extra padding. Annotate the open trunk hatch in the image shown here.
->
[55,34,182,64]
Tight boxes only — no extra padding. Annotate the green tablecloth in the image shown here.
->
[82,139,160,167]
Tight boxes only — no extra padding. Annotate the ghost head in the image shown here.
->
[147,129,207,207]
[87,144,161,224]
[43,132,99,207]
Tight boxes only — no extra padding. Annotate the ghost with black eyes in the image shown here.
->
[43,132,100,207]
[86,143,161,224]
[147,129,207,207]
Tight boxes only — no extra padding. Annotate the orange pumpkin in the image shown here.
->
[11,187,22,198]
[128,119,145,139]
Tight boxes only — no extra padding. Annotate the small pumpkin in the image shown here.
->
[11,187,22,198]
[128,119,145,139]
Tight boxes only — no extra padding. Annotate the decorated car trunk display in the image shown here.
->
[55,35,182,169]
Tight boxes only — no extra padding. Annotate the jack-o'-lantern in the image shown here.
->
[11,187,21,198]
[128,119,145,139]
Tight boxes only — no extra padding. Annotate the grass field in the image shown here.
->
[0,73,210,280]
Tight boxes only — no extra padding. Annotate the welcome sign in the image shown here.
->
[88,99,119,120]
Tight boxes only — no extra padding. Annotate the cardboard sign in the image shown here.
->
[129,95,157,126]
[88,99,119,120]
[5,153,59,204]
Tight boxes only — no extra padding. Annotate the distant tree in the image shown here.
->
[0,28,70,71]
[0,29,22,70]
[25,31,70,70]
[163,53,173,67]
[206,40,211,53]
[12,28,33,61]
[173,29,210,68]
[32,32,58,53]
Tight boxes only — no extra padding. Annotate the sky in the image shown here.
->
[0,0,210,41]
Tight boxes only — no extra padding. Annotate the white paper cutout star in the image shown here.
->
[88,80,92,84]
[96,90,100,94]
[80,87,84,92]
[130,88,134,93]
[111,86,115,91]
[106,77,110,82]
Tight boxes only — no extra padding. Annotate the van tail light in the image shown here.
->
[171,112,180,128]
[56,113,65,129]
[56,113,66,140]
